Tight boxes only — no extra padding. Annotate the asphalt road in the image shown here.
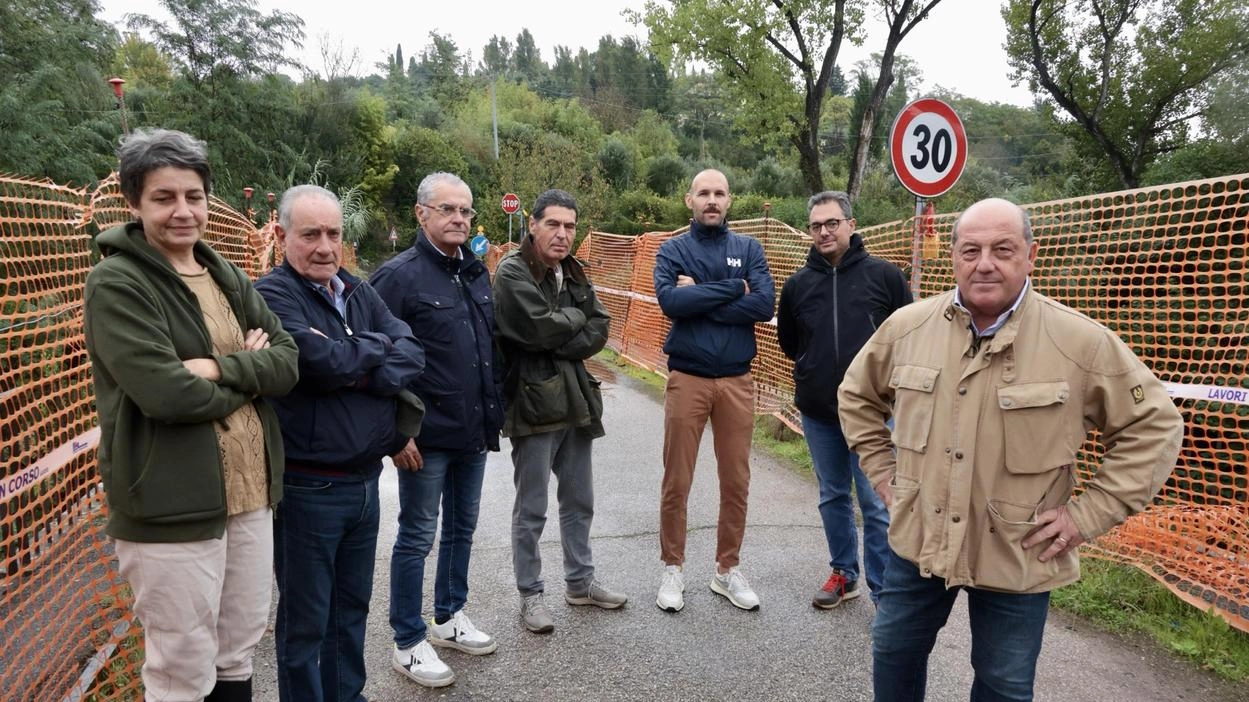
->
[252,359,1246,702]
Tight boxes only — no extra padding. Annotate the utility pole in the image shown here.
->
[491,78,500,160]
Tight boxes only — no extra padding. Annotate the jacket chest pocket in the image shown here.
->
[997,380,1077,474]
[889,364,940,453]
[412,292,458,343]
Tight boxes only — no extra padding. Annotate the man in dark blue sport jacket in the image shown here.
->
[256,185,426,702]
[653,169,775,614]
[371,172,505,688]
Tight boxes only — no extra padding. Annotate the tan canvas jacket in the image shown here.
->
[838,287,1184,592]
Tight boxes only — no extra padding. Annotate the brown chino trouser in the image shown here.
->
[659,370,755,570]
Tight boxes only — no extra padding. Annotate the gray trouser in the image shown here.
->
[511,427,595,595]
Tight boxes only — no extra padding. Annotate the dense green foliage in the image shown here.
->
[0,0,1244,268]
[1004,0,1249,189]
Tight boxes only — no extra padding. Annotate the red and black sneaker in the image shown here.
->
[813,568,862,609]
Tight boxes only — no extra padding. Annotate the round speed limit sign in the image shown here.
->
[889,98,968,198]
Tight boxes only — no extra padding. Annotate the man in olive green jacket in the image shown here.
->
[838,198,1184,701]
[493,189,627,635]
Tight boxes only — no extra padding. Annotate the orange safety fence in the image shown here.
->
[0,173,356,701]
[577,174,1249,634]
[1,170,1246,700]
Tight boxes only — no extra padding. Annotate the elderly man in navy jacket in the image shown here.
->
[653,169,775,614]
[370,172,505,689]
[256,185,425,702]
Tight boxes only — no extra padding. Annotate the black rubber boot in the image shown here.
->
[204,677,252,702]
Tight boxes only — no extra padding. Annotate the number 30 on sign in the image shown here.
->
[889,98,968,198]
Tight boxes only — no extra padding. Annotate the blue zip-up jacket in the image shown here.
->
[777,235,912,424]
[255,262,426,476]
[370,233,505,453]
[654,220,776,377]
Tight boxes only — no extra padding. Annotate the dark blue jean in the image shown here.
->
[872,549,1051,702]
[274,473,380,702]
[801,412,890,599]
[389,448,488,648]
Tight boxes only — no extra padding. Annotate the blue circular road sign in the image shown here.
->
[470,234,489,256]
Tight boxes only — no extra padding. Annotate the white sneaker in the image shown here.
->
[428,610,498,655]
[657,564,685,612]
[709,564,760,610]
[392,640,455,688]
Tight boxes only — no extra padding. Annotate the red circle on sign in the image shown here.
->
[889,98,967,198]
[501,192,521,214]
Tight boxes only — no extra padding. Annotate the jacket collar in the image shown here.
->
[518,233,588,285]
[944,285,1037,354]
[97,221,238,292]
[805,232,867,272]
[278,259,361,289]
[414,230,486,279]
[690,219,729,239]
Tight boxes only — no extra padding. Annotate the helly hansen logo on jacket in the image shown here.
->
[727,257,742,267]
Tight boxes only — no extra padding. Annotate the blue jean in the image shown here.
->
[801,413,890,599]
[274,474,380,702]
[872,549,1051,702]
[390,448,488,648]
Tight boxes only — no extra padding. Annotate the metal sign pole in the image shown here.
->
[909,195,925,298]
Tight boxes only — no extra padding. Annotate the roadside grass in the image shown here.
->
[598,346,1249,681]
[1050,558,1249,681]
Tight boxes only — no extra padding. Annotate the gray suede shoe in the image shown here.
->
[521,592,555,634]
[565,579,629,609]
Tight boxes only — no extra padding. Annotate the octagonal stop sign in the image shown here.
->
[501,192,521,215]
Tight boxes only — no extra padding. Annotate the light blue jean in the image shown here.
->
[389,448,488,648]
[801,412,890,599]
[872,549,1051,701]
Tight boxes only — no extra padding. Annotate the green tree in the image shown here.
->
[0,0,119,183]
[126,0,305,88]
[512,29,545,84]
[637,0,944,197]
[1004,0,1249,188]
[414,32,470,107]
[848,53,917,166]
[598,137,636,189]
[386,124,469,235]
[111,33,174,91]
[480,35,513,76]
[645,154,688,196]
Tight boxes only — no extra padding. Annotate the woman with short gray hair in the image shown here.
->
[84,128,299,701]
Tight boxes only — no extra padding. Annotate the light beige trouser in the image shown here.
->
[114,507,272,702]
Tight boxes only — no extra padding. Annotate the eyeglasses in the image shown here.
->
[422,202,477,219]
[808,217,849,234]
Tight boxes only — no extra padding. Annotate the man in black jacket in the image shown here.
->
[370,172,505,688]
[256,185,426,702]
[777,190,911,609]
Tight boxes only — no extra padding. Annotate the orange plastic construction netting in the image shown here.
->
[577,174,1249,634]
[0,173,317,701]
[1,171,1246,701]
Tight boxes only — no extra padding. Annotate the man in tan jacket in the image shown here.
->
[838,198,1184,701]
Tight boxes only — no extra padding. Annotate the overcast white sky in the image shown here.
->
[99,0,1034,106]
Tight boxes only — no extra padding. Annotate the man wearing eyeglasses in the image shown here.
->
[777,191,911,611]
[492,189,628,635]
[370,172,505,688]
